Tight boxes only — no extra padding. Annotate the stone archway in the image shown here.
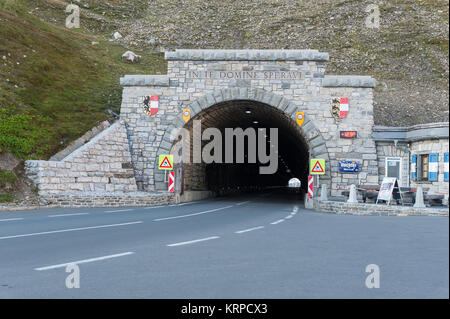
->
[153,88,330,191]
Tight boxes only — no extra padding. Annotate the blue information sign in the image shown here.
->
[339,161,360,173]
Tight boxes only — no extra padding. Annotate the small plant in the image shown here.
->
[0,169,17,187]
[0,193,14,203]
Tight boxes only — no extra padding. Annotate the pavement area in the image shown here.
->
[0,191,448,298]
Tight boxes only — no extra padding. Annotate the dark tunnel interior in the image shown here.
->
[179,100,310,192]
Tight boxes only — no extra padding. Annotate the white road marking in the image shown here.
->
[270,219,285,225]
[35,252,135,271]
[153,205,234,221]
[48,213,89,218]
[167,236,220,247]
[143,205,164,209]
[235,226,264,234]
[104,209,134,213]
[0,221,143,240]
[0,218,24,222]
[169,201,199,207]
[235,201,251,206]
[285,215,293,219]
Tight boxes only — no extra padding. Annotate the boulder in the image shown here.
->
[122,51,141,63]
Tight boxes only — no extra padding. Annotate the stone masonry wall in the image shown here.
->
[410,138,449,200]
[25,121,138,195]
[314,199,448,216]
[119,50,378,195]
[376,141,410,187]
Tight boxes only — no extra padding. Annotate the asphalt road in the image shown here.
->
[0,191,448,298]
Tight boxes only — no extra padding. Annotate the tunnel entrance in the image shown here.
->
[171,100,310,194]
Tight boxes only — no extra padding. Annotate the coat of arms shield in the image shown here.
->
[331,97,349,120]
[143,95,159,116]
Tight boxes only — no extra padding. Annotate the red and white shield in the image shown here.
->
[143,95,159,116]
[331,97,349,119]
[339,97,349,118]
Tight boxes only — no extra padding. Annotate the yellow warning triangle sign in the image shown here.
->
[158,154,174,170]
[312,161,324,173]
[310,159,325,175]
[160,157,172,169]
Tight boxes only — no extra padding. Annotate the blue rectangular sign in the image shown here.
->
[339,161,360,173]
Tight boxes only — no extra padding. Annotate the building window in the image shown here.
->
[418,154,429,181]
[386,157,402,183]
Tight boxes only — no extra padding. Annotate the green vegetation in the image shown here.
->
[0,193,14,202]
[0,169,16,186]
[0,0,166,160]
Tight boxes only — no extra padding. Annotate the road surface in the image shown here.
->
[0,191,448,298]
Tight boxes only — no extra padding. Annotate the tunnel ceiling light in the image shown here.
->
[245,110,252,114]
[253,121,258,124]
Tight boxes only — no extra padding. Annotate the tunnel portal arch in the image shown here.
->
[154,88,330,192]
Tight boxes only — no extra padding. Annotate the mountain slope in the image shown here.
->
[0,0,448,203]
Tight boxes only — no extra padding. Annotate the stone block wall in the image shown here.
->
[38,192,174,208]
[25,121,138,195]
[375,141,410,187]
[313,199,448,216]
[410,138,449,200]
[120,49,378,195]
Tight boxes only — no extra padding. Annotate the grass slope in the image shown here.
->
[0,0,166,160]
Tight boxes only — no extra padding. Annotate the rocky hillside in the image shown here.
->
[28,0,449,127]
[0,0,448,203]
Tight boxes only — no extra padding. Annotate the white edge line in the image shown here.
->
[104,209,134,213]
[48,213,89,218]
[35,252,135,271]
[167,236,219,247]
[235,201,251,206]
[169,201,199,207]
[145,201,200,209]
[144,205,164,209]
[270,219,285,225]
[0,221,143,240]
[0,218,24,222]
[285,215,293,219]
[154,205,233,221]
[235,226,265,234]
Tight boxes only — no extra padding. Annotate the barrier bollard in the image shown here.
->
[304,193,314,209]
[347,184,358,203]
[413,187,426,208]
[320,184,328,201]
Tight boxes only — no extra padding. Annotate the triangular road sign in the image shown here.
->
[160,157,172,169]
[158,154,174,170]
[312,161,324,173]
[310,159,326,175]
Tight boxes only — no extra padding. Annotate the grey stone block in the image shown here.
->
[120,75,170,87]
[322,75,376,88]
[165,49,329,61]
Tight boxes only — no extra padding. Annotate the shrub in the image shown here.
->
[0,169,17,187]
[0,107,52,158]
[0,193,14,203]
